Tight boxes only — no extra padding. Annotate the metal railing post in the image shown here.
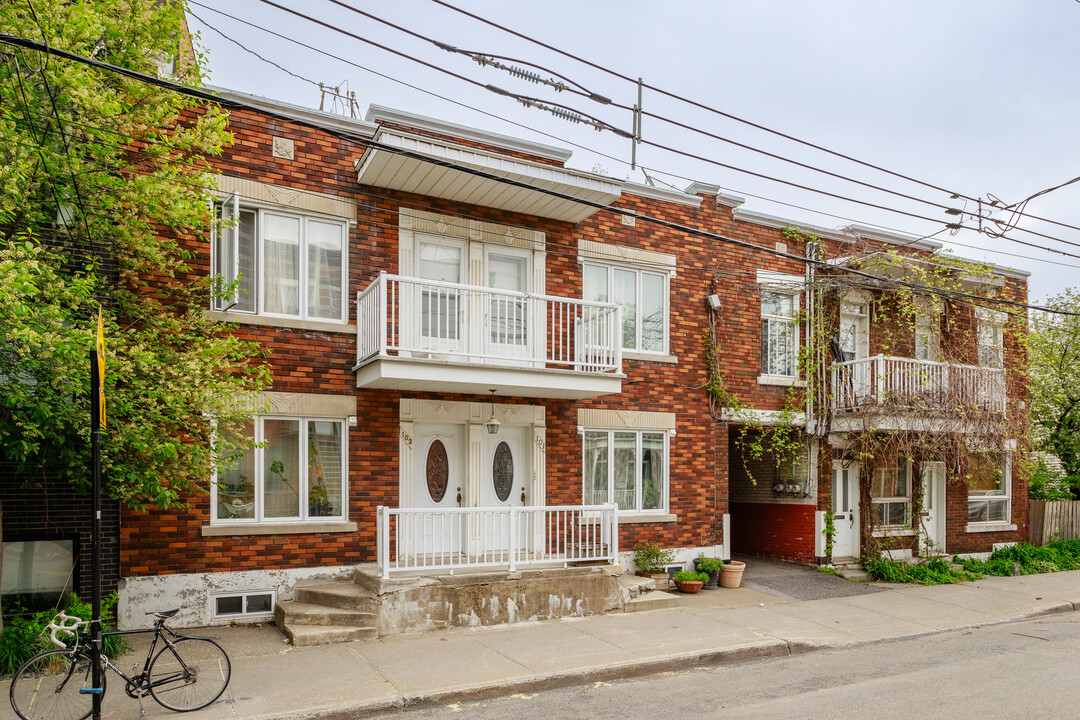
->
[377,271,388,356]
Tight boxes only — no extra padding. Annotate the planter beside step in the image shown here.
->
[720,560,746,588]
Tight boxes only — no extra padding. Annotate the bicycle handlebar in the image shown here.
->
[45,612,89,649]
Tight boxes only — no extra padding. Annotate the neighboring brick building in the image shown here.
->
[104,88,1028,627]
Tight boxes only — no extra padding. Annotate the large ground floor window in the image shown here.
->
[582,429,667,513]
[870,462,910,527]
[967,452,1011,524]
[214,417,346,524]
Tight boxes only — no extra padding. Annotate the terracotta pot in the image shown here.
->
[674,580,704,594]
[720,560,746,588]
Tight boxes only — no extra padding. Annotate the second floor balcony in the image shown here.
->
[354,272,624,399]
[830,355,1006,431]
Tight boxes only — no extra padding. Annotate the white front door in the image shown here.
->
[831,461,860,559]
[408,424,466,559]
[480,426,532,558]
[920,461,946,555]
[416,235,466,355]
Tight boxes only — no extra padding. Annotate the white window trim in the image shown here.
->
[976,308,1006,370]
[966,452,1012,529]
[871,460,912,530]
[211,415,349,527]
[758,273,801,380]
[582,260,671,355]
[210,202,349,324]
[581,425,672,515]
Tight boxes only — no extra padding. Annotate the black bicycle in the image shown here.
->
[9,609,231,720]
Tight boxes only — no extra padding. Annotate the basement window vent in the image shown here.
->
[211,591,275,621]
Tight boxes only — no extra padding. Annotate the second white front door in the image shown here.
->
[921,461,946,555]
[831,461,860,560]
[481,426,531,556]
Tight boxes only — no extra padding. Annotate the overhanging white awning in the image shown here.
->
[355,130,621,223]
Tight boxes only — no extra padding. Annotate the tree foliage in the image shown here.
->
[0,0,269,509]
[1029,288,1080,485]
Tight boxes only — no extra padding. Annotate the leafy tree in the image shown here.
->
[0,0,269,509]
[1029,288,1080,496]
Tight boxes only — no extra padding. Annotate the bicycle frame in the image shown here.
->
[82,619,218,695]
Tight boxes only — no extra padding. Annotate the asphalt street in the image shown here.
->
[368,613,1080,720]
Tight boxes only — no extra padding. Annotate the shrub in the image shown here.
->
[632,543,675,574]
[1028,459,1073,500]
[694,555,725,573]
[0,592,129,674]
[863,557,981,585]
[673,571,708,583]
[956,540,1080,576]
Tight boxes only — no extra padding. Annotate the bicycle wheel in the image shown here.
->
[9,649,102,720]
[147,638,230,712]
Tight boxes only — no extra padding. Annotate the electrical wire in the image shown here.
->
[425,0,1080,241]
[1,32,1070,316]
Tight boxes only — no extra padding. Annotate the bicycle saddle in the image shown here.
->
[146,608,181,618]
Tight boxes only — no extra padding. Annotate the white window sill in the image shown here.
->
[622,351,678,364]
[757,375,805,387]
[618,512,677,524]
[202,521,358,537]
[872,527,916,538]
[206,310,353,335]
[965,522,1017,534]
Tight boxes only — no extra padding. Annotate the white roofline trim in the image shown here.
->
[365,104,573,163]
[206,85,378,138]
[684,181,719,197]
[731,207,853,243]
[716,191,747,208]
[620,181,702,207]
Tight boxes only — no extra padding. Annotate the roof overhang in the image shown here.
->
[355,129,621,223]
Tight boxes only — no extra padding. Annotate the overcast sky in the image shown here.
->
[186,1,1080,304]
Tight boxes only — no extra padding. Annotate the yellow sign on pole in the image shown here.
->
[96,307,106,428]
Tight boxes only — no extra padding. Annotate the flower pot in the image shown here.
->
[693,559,721,590]
[674,579,704,594]
[720,560,746,588]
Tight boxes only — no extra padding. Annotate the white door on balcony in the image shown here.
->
[485,248,531,363]
[408,425,466,559]
[920,462,946,555]
[839,299,870,404]
[480,426,532,558]
[416,237,466,355]
[831,461,860,559]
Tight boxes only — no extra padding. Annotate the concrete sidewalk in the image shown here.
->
[24,569,1080,720]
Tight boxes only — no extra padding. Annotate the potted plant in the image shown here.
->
[673,570,708,594]
[720,559,747,588]
[633,543,675,591]
[693,555,724,590]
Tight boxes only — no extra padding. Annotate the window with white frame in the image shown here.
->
[967,453,1010,524]
[212,195,347,322]
[582,429,667,513]
[761,289,798,377]
[211,591,275,620]
[871,462,910,527]
[583,263,668,354]
[914,297,942,362]
[213,417,346,524]
[976,307,1005,369]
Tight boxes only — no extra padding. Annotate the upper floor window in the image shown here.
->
[976,307,1006,369]
[212,195,347,322]
[914,297,942,362]
[761,289,798,377]
[583,263,668,354]
[214,416,347,524]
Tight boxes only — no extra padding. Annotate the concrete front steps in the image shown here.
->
[275,581,379,647]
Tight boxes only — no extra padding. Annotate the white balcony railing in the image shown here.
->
[830,355,1006,414]
[376,504,619,578]
[356,272,622,373]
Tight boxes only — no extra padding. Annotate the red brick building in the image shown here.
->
[112,88,1029,627]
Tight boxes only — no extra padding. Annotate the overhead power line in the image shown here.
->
[2,32,1071,316]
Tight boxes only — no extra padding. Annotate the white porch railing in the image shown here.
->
[376,504,619,578]
[830,355,1006,413]
[356,272,622,373]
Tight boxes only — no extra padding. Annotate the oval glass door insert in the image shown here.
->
[426,440,449,502]
[492,441,514,502]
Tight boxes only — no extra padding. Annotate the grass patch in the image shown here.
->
[864,557,982,585]
[956,539,1080,576]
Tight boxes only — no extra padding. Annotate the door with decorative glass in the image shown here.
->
[831,461,860,559]
[480,426,532,560]
[408,425,466,561]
